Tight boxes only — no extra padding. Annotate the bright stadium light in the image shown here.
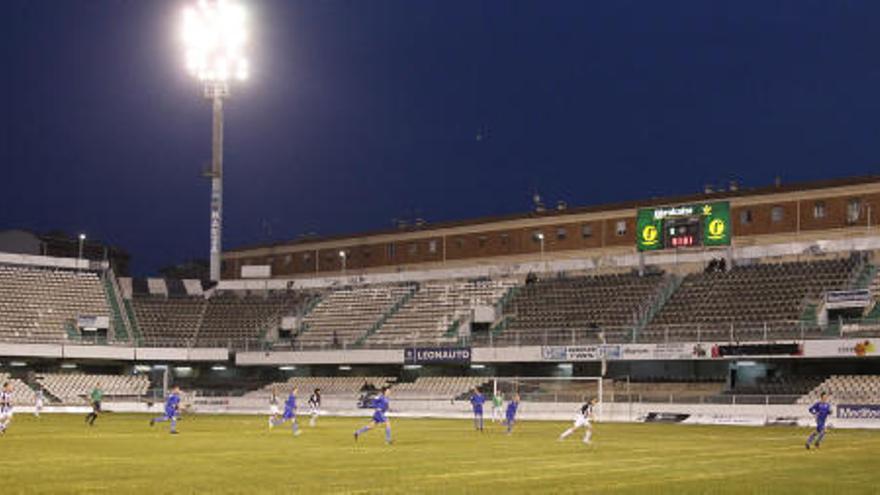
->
[180,0,250,283]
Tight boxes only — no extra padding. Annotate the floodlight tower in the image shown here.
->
[181,0,249,282]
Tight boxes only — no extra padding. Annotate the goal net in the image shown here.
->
[489,376,605,420]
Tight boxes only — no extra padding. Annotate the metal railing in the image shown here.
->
[3,319,880,352]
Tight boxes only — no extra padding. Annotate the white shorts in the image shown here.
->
[270,405,280,415]
[574,415,590,428]
[0,410,13,422]
[309,405,320,415]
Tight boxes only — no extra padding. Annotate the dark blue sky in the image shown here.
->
[3,1,880,275]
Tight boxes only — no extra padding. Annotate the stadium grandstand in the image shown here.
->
[1,175,880,437]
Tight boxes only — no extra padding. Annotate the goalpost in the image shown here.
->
[490,376,608,421]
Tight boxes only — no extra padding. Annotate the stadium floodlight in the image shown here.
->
[181,0,250,282]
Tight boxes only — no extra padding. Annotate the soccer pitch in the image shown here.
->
[1,414,878,494]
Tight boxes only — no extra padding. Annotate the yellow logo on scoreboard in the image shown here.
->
[707,218,726,240]
[702,204,713,216]
[641,225,659,246]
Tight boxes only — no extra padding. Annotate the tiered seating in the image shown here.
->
[368,279,517,346]
[799,375,880,405]
[0,374,37,405]
[608,380,726,401]
[728,376,824,397]
[36,373,149,404]
[197,291,305,346]
[247,376,394,398]
[391,376,489,399]
[644,258,858,341]
[130,295,206,346]
[0,265,111,343]
[499,273,664,344]
[297,285,414,348]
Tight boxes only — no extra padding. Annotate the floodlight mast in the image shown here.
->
[182,0,248,283]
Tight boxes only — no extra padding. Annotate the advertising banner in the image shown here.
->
[837,404,880,420]
[404,347,472,364]
[802,339,878,358]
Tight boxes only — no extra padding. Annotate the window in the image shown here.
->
[302,252,311,262]
[408,243,418,256]
[455,238,465,249]
[284,255,292,266]
[581,224,593,239]
[771,206,784,223]
[428,240,438,254]
[615,221,627,236]
[388,243,396,259]
[556,227,567,240]
[478,236,488,248]
[847,198,862,224]
[813,201,826,219]
[500,233,510,245]
[740,209,752,225]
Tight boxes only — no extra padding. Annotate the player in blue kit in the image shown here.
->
[469,387,485,431]
[150,386,182,434]
[503,394,520,434]
[270,387,301,436]
[806,392,832,450]
[354,387,392,444]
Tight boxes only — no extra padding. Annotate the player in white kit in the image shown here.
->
[308,388,321,427]
[558,397,598,444]
[0,382,14,435]
[268,387,281,428]
[34,388,44,418]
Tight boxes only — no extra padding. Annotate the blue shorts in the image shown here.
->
[473,406,483,415]
[282,410,296,420]
[164,409,176,418]
[816,420,826,432]
[506,415,516,423]
[372,411,388,423]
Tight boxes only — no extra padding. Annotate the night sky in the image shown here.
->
[3,1,880,275]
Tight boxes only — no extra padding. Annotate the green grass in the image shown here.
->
[1,414,879,494]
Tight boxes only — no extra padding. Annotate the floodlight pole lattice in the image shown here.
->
[205,82,228,283]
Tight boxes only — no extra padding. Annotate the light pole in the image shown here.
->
[77,233,86,272]
[339,250,347,276]
[181,0,249,283]
[536,232,545,263]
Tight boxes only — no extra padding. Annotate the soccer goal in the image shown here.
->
[489,376,606,420]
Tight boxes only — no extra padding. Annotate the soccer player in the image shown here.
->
[34,387,44,418]
[268,387,280,428]
[0,382,13,435]
[308,388,322,427]
[806,392,833,450]
[150,386,182,434]
[270,387,301,436]
[503,394,520,435]
[558,397,598,444]
[469,387,485,431]
[491,391,504,423]
[354,387,392,444]
[85,382,103,426]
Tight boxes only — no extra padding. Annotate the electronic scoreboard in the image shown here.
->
[636,202,731,251]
